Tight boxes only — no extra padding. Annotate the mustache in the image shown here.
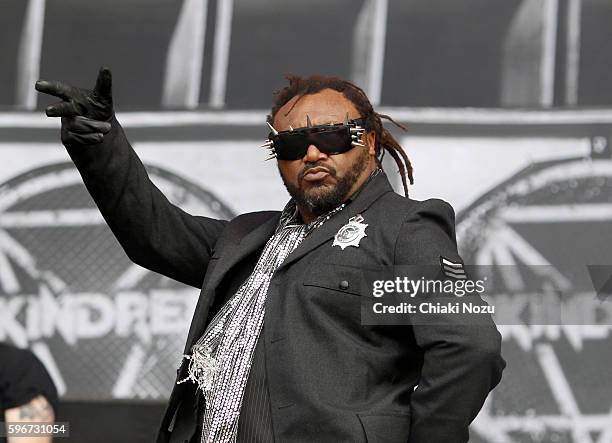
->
[299,163,336,181]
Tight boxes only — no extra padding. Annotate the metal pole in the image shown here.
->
[15,0,46,110]
[209,0,234,108]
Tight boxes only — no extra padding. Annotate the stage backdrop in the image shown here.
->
[0,110,611,443]
[2,0,612,441]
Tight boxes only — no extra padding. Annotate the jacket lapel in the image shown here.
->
[277,171,394,272]
[183,214,279,352]
[206,214,280,293]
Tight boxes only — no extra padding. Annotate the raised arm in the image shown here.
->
[35,68,227,288]
[395,199,505,443]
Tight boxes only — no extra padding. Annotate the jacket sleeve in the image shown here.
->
[394,198,505,443]
[64,115,228,289]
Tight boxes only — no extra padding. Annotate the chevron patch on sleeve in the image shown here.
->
[440,256,467,279]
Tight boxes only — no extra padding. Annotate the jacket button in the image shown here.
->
[339,280,349,290]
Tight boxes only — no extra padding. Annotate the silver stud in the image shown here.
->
[306,115,312,128]
[267,122,279,135]
[344,112,349,125]
[289,125,294,131]
[352,141,365,147]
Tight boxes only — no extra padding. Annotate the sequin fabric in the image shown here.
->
[178,198,346,443]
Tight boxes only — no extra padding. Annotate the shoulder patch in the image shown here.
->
[440,255,466,279]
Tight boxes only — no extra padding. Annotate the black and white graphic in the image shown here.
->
[0,162,234,400]
[2,0,612,440]
[458,156,612,443]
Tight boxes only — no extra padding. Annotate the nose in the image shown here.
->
[303,144,328,162]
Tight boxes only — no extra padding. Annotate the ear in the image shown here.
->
[366,131,376,156]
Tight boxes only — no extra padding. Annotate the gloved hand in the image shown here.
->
[35,67,114,146]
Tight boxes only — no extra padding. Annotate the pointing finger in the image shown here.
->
[35,80,76,101]
[93,67,112,101]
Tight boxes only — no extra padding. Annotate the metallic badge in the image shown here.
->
[333,214,368,250]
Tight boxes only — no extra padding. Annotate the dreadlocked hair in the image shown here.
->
[267,74,413,197]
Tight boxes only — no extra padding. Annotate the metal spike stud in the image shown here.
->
[266,122,279,135]
[306,115,312,128]
[352,141,366,147]
[344,112,349,125]
[289,125,294,132]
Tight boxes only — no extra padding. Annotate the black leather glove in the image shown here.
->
[35,67,114,146]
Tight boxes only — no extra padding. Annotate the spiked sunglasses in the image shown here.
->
[261,114,367,161]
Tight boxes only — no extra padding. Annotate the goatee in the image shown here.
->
[278,147,369,218]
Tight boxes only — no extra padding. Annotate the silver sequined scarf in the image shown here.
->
[177,199,346,443]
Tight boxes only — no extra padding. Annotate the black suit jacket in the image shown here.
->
[66,117,505,443]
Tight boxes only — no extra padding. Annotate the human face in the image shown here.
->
[273,89,377,224]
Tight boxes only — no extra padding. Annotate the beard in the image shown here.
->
[278,146,369,218]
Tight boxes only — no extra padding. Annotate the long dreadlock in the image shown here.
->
[267,74,414,197]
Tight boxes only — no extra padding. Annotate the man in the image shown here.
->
[0,343,58,443]
[35,68,505,443]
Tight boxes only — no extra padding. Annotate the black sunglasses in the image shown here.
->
[261,118,367,161]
